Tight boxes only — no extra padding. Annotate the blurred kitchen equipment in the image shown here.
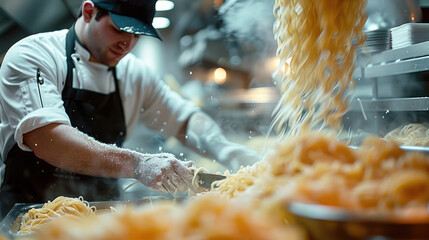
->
[286,201,429,240]
[196,172,227,188]
[391,23,429,49]
[347,0,429,140]
[364,0,421,31]
[359,0,422,55]
[359,29,391,54]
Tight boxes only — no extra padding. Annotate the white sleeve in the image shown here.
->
[140,73,200,137]
[0,33,70,152]
[120,56,200,137]
[0,161,5,187]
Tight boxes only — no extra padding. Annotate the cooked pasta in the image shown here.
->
[384,123,429,146]
[270,0,367,139]
[18,196,96,234]
[188,166,209,188]
[211,132,429,221]
[33,193,304,240]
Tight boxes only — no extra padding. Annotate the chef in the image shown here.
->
[0,0,259,218]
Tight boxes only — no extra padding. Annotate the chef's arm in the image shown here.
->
[177,111,260,171]
[23,123,134,178]
[23,123,198,193]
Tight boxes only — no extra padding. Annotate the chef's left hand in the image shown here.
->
[212,141,261,172]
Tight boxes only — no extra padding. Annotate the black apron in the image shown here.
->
[0,26,127,218]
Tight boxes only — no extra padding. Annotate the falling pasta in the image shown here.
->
[270,0,367,139]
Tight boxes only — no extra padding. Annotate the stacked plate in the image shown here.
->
[391,23,429,49]
[356,29,391,55]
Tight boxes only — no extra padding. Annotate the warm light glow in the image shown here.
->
[266,57,280,73]
[214,68,227,84]
[156,0,175,11]
[214,0,224,7]
[153,17,170,29]
[267,57,290,76]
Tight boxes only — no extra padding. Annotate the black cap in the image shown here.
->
[91,0,161,40]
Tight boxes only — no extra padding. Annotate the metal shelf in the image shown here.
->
[349,97,429,112]
[351,41,429,112]
[356,40,429,79]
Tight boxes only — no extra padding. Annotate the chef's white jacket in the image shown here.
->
[0,29,199,162]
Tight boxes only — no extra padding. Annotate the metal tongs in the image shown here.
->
[196,172,227,188]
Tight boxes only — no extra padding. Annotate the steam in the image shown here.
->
[218,0,277,86]
[219,0,275,43]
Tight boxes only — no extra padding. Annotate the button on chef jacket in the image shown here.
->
[0,28,199,169]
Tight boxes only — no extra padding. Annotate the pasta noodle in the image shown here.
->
[33,193,304,240]
[188,166,209,189]
[18,196,96,234]
[210,132,429,222]
[270,0,367,139]
[384,123,429,146]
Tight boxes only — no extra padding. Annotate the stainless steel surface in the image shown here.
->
[365,54,429,78]
[399,145,429,153]
[355,40,429,79]
[286,201,429,240]
[196,172,226,188]
[365,40,429,66]
[349,97,429,112]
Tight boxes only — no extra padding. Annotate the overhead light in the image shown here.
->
[214,68,227,85]
[156,0,175,11]
[153,17,170,29]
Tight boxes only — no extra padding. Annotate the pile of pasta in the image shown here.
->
[18,196,96,234]
[31,193,304,240]
[211,132,429,222]
[271,0,367,138]
[384,123,429,146]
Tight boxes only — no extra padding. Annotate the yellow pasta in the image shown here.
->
[210,132,429,222]
[384,123,429,146]
[18,196,96,234]
[33,193,304,240]
[271,0,367,138]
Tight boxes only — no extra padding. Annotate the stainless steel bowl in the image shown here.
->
[286,202,429,240]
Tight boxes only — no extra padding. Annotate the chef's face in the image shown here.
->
[86,8,140,67]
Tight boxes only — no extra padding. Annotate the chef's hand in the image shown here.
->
[185,112,261,172]
[211,140,260,172]
[133,152,198,194]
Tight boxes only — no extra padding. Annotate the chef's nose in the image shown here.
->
[118,40,128,50]
[118,34,134,50]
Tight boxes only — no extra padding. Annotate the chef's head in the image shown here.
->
[82,0,161,39]
[78,0,161,67]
